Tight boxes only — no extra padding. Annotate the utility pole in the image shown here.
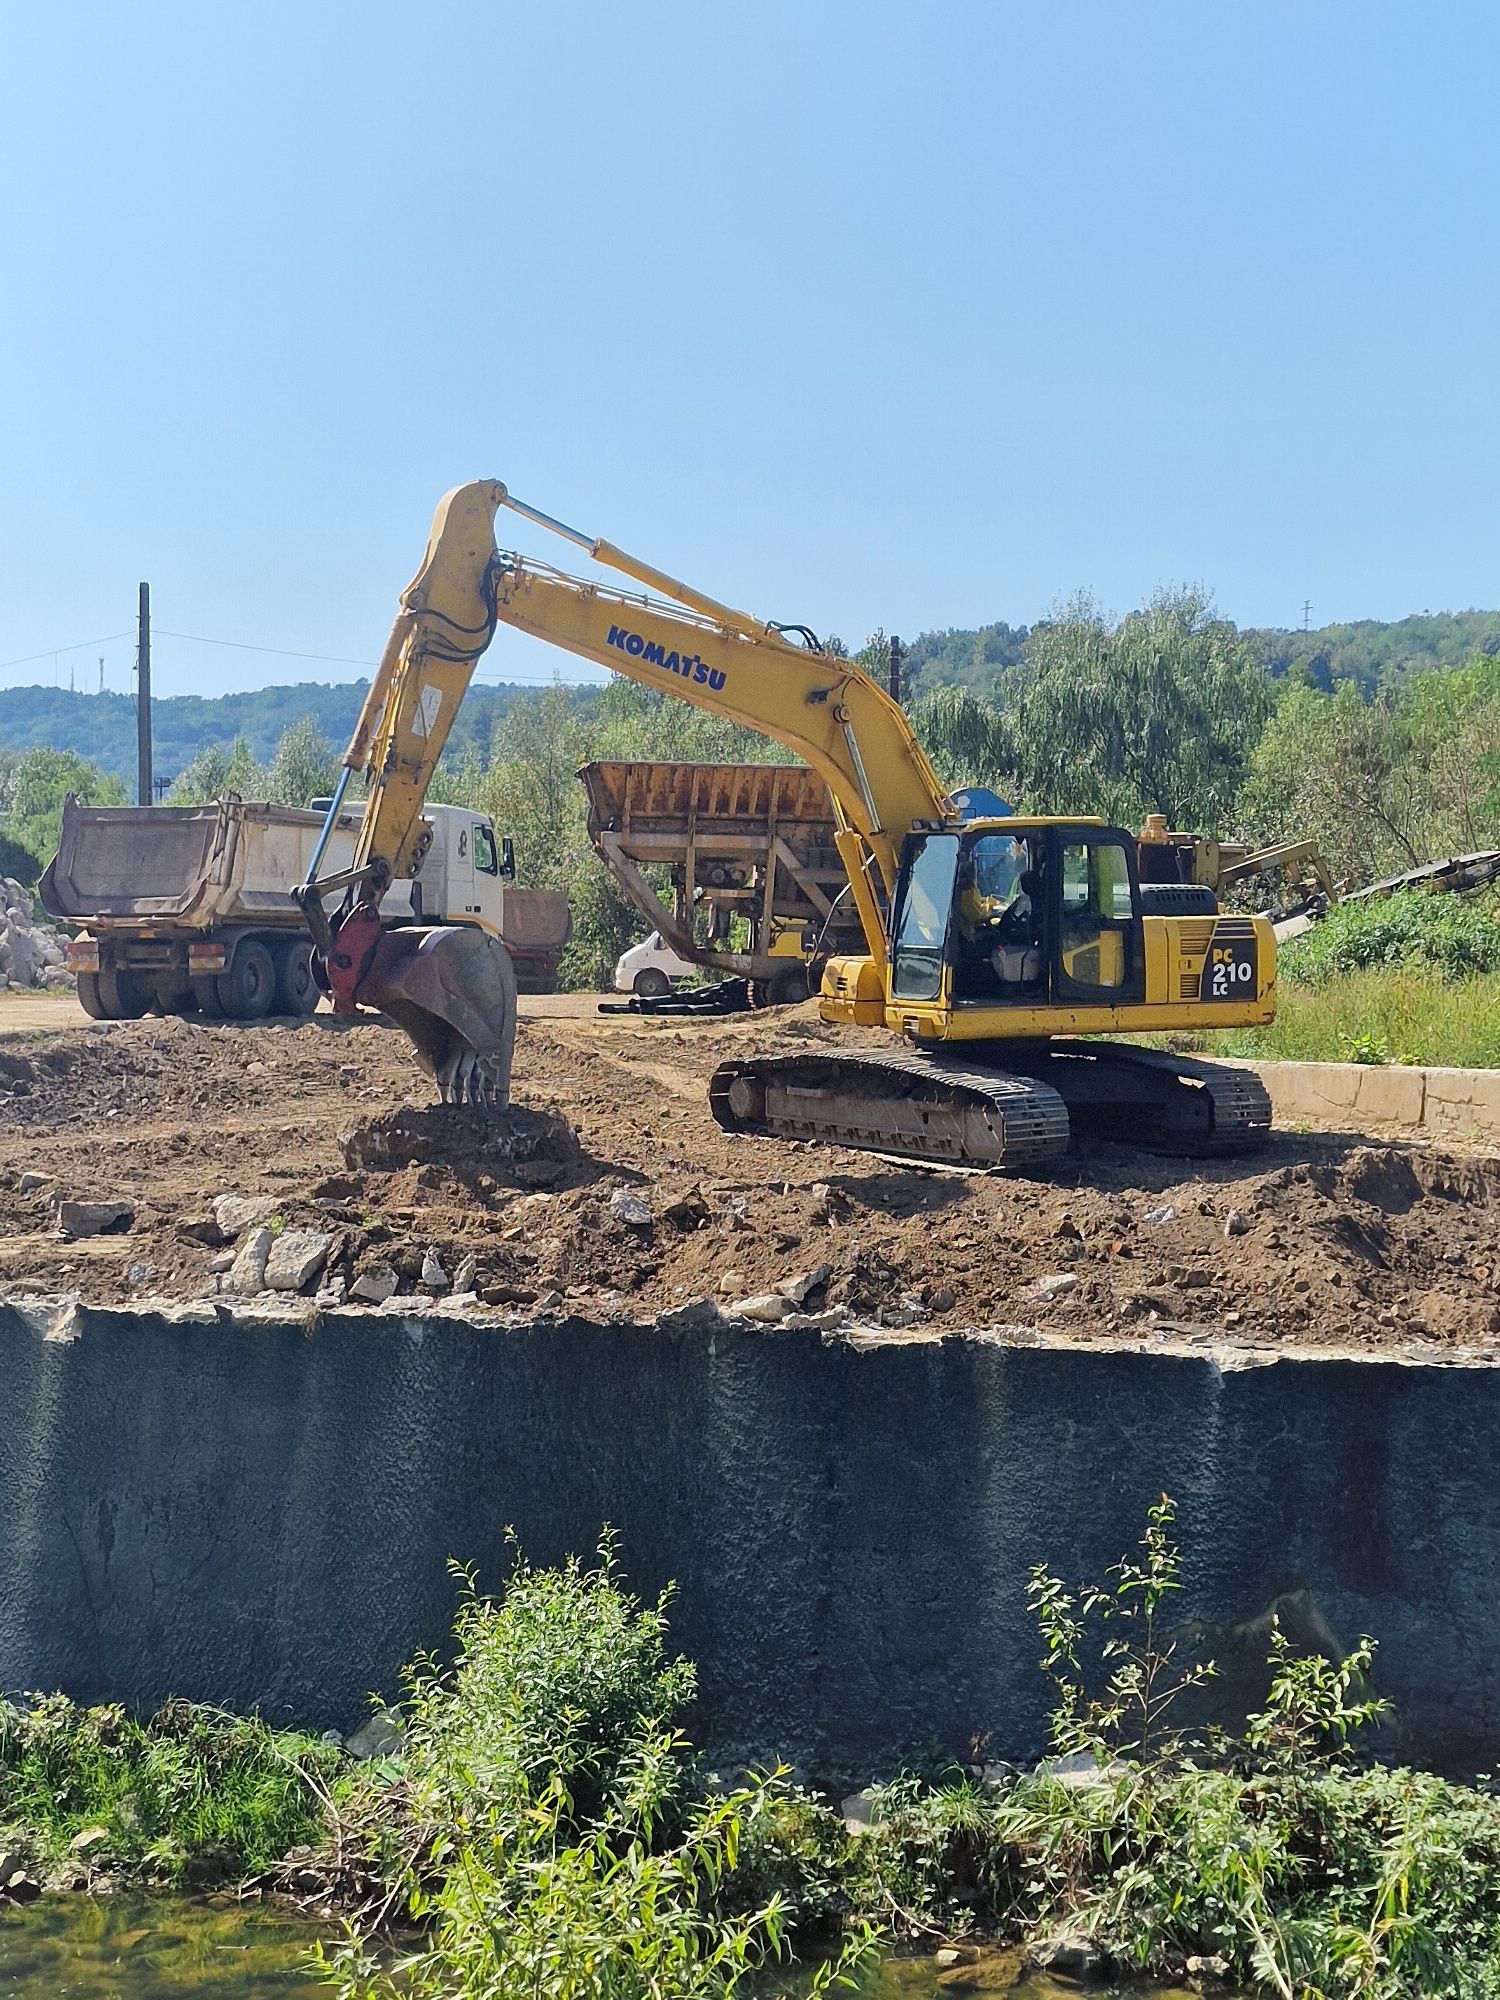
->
[1301,599,1313,634]
[98,657,105,693]
[888,633,902,706]
[136,582,153,807]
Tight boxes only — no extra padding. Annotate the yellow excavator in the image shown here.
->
[296,481,1277,1169]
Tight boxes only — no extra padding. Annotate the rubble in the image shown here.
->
[0,878,68,992]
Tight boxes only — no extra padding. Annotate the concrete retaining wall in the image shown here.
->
[2,1297,1498,1780]
[1247,1059,1500,1146]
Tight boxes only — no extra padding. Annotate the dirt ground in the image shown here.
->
[3,993,1500,1359]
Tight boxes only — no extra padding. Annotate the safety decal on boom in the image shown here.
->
[1203,924,1259,1001]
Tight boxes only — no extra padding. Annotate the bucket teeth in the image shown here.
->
[356,925,518,1108]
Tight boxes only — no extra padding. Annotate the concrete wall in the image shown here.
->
[2,1296,1498,1781]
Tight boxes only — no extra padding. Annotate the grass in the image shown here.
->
[1167,966,1500,1068]
[0,1695,343,1887]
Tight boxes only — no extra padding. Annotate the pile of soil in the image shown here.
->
[2,1004,1499,1358]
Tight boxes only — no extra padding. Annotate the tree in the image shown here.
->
[266,717,340,808]
[908,685,1013,794]
[1004,587,1272,831]
[166,737,267,805]
[1239,654,1500,881]
[1,747,127,864]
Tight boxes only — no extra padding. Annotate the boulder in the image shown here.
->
[608,1188,654,1229]
[224,1226,272,1294]
[346,1709,402,1760]
[55,1199,134,1239]
[213,1193,278,1237]
[264,1230,332,1293]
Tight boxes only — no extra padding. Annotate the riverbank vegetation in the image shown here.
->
[10,1510,1500,1998]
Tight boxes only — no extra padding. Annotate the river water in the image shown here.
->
[0,1894,1201,1998]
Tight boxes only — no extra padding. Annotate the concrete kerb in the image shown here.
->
[1243,1059,1500,1147]
[4,1291,1500,1781]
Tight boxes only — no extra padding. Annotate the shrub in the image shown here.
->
[1282,891,1500,986]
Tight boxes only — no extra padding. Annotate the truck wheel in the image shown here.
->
[749,969,808,1009]
[99,963,151,1020]
[633,967,672,999]
[273,937,318,1017]
[215,940,276,1021]
[76,971,110,1020]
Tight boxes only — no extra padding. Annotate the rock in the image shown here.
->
[0,1871,40,1905]
[927,1286,957,1313]
[724,1195,751,1231]
[717,1271,747,1298]
[177,1214,226,1246]
[208,1249,236,1274]
[1026,1272,1079,1303]
[127,1262,156,1286]
[420,1248,450,1292]
[840,1786,877,1830]
[315,1278,348,1308]
[1186,1952,1231,1979]
[265,1229,332,1293]
[55,1198,134,1239]
[1029,1932,1103,1979]
[213,1194,276,1237]
[1143,1204,1178,1226]
[16,1172,50,1195]
[453,1251,478,1293]
[733,1293,792,1323]
[351,1265,398,1303]
[533,1288,564,1312]
[345,1708,402,1760]
[68,1826,110,1856]
[1039,1751,1129,1788]
[777,1262,833,1304]
[223,1226,272,1295]
[608,1188,654,1229]
[1223,1208,1250,1238]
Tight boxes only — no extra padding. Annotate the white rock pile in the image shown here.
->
[0,878,68,991]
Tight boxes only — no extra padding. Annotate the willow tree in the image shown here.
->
[1005,587,1272,832]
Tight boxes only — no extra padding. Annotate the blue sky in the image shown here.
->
[2,1,1497,698]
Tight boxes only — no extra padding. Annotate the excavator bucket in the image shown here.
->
[354,924,518,1106]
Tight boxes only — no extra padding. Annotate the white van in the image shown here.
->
[613,931,696,999]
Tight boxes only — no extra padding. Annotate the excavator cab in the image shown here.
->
[889,819,1148,1025]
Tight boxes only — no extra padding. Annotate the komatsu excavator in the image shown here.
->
[296,481,1277,1169]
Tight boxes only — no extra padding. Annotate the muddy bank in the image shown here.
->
[2,1297,1498,1779]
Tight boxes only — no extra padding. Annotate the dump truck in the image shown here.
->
[578,760,867,1005]
[39,795,570,1020]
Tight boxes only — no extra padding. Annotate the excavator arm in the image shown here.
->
[297,480,950,1096]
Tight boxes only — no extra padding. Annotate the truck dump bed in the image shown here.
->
[40,799,367,931]
[578,760,864,985]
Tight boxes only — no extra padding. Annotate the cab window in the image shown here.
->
[473,824,498,876]
[1058,839,1135,992]
[891,833,960,1003]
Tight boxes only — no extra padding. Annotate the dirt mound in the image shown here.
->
[1,1005,1499,1357]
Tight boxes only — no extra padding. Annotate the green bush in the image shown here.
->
[0,829,43,887]
[321,1536,873,2000]
[1282,891,1500,985]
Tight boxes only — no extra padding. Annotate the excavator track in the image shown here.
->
[1013,1042,1272,1156]
[709,1046,1072,1171]
[709,1040,1271,1171]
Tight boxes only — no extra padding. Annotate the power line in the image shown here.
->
[0,631,132,673]
[154,629,380,669]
